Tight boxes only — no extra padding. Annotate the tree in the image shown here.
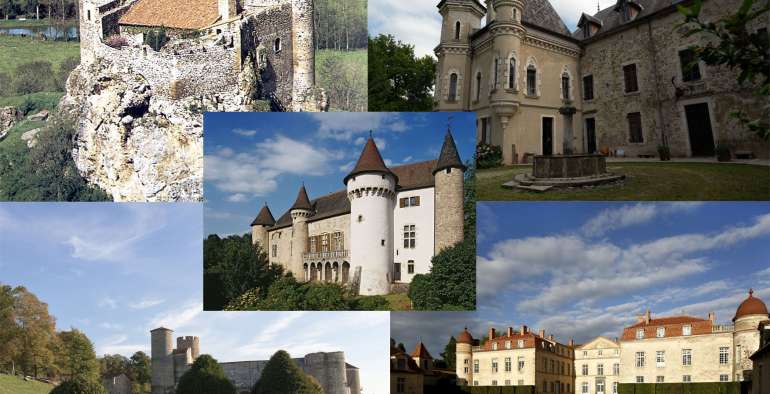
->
[251,350,324,394]
[128,351,151,386]
[0,285,20,375]
[50,376,108,394]
[176,355,236,394]
[55,329,100,381]
[368,34,437,111]
[678,0,770,141]
[13,286,56,378]
[440,336,457,370]
[99,354,129,379]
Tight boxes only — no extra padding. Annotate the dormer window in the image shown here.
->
[617,0,643,22]
[656,327,665,338]
[636,329,645,339]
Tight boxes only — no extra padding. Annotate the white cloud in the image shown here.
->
[226,193,249,203]
[354,136,387,150]
[147,301,203,331]
[311,113,406,141]
[129,297,165,310]
[581,202,702,237]
[100,322,123,330]
[232,128,258,137]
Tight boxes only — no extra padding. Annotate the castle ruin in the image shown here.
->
[150,327,361,394]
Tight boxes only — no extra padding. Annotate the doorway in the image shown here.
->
[393,263,401,282]
[542,117,554,156]
[684,103,715,156]
[585,118,597,153]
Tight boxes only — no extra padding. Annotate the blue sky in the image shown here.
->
[392,202,770,358]
[203,112,476,236]
[0,203,389,394]
[369,0,618,58]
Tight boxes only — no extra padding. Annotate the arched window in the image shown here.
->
[454,21,461,40]
[562,72,570,100]
[274,37,281,52]
[449,73,458,101]
[527,65,537,96]
[475,72,481,100]
[508,58,516,89]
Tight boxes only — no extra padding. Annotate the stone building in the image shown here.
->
[750,320,770,394]
[77,0,321,111]
[250,131,466,296]
[102,373,132,394]
[435,0,769,164]
[149,327,361,394]
[455,326,576,392]
[575,337,620,394]
[391,341,427,394]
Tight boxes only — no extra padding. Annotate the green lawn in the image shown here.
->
[0,91,64,110]
[478,162,770,201]
[0,119,46,153]
[0,18,76,28]
[0,35,79,77]
[0,374,53,394]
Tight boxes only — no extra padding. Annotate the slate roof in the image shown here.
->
[251,204,276,226]
[344,136,397,184]
[290,185,312,211]
[119,0,220,30]
[573,0,686,41]
[268,160,439,230]
[410,342,434,360]
[433,131,466,174]
[521,0,571,37]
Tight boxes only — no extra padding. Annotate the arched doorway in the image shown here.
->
[342,262,350,284]
[303,263,309,281]
[332,262,339,283]
[324,262,332,283]
[310,263,317,282]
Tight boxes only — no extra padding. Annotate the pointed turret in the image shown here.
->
[344,134,397,185]
[251,203,276,226]
[289,185,312,279]
[251,203,275,249]
[433,129,467,175]
[291,184,312,211]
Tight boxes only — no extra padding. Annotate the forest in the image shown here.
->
[313,0,366,51]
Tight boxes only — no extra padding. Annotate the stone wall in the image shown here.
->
[580,0,769,158]
[248,4,295,108]
[433,168,464,254]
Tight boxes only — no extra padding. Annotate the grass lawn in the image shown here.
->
[0,375,53,394]
[478,162,770,201]
[0,119,46,153]
[0,18,76,28]
[0,35,79,77]
[0,91,64,110]
[384,293,412,311]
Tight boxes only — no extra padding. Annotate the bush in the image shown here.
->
[12,61,56,95]
[408,237,476,310]
[105,35,128,49]
[251,350,323,394]
[56,57,80,91]
[475,143,502,169]
[302,283,348,310]
[50,377,108,394]
[350,295,389,311]
[176,355,236,394]
[0,73,11,96]
[657,145,671,161]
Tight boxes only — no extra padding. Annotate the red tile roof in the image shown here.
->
[344,136,397,184]
[119,0,220,30]
[621,316,711,341]
[410,342,433,360]
[734,289,769,321]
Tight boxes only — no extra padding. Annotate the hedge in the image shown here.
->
[617,382,741,394]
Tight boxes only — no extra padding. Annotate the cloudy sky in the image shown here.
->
[369,0,618,58]
[392,202,770,358]
[0,204,389,394]
[203,112,476,236]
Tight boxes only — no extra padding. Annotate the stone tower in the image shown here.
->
[251,203,275,252]
[733,289,769,380]
[433,129,466,254]
[487,0,526,134]
[345,365,361,394]
[455,328,475,385]
[77,0,102,66]
[176,336,200,360]
[290,185,312,278]
[435,0,485,110]
[411,342,434,371]
[218,0,238,20]
[150,327,174,394]
[291,0,316,111]
[304,352,348,394]
[344,136,396,295]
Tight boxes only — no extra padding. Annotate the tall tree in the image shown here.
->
[55,329,100,381]
[13,286,56,378]
[440,336,457,369]
[99,354,129,379]
[176,354,236,394]
[368,34,437,111]
[251,350,324,394]
[205,234,283,303]
[0,285,20,375]
[128,351,151,386]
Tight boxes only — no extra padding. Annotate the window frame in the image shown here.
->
[623,63,639,94]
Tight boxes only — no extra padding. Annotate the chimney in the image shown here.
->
[488,328,496,340]
[521,325,528,334]
[708,312,716,322]
[568,339,574,346]
[644,309,651,324]
[539,329,545,338]
[507,327,513,337]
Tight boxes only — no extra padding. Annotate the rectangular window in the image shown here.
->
[636,328,644,339]
[656,376,664,383]
[505,340,511,349]
[656,327,665,337]
[403,225,416,248]
[527,67,537,96]
[396,377,405,393]
[321,233,329,252]
[683,375,691,383]
[480,117,492,144]
[474,360,479,373]
[491,359,498,373]
[613,363,620,376]
[682,349,692,366]
[271,244,277,257]
[628,112,644,143]
[597,363,604,376]
[399,196,421,208]
[623,63,639,93]
[720,347,729,364]
[720,374,729,382]
[656,351,665,367]
[474,381,479,386]
[679,49,702,82]
[518,380,524,386]
[517,356,524,370]
[407,260,414,274]
[582,364,588,376]
[636,376,644,383]
[505,380,510,386]
[517,340,524,348]
[597,380,605,393]
[582,382,589,393]
[562,74,570,100]
[505,357,512,372]
[683,325,692,336]
[333,232,344,251]
[635,352,645,368]
[613,382,618,393]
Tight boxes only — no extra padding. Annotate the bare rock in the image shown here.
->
[28,110,50,122]
[21,128,42,148]
[0,106,21,134]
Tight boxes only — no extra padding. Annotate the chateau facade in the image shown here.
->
[251,132,466,295]
[149,327,361,394]
[435,0,769,164]
[77,0,321,111]
[455,290,769,392]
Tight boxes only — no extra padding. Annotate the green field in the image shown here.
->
[0,375,53,394]
[316,49,367,111]
[0,35,79,78]
[0,18,76,28]
[478,162,770,201]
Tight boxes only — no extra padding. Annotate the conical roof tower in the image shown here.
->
[344,133,397,184]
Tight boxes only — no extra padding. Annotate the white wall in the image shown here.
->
[392,187,435,283]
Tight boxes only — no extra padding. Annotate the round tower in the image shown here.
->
[433,129,466,254]
[291,0,316,111]
[150,327,174,394]
[290,185,312,278]
[345,365,361,394]
[344,135,397,295]
[733,289,769,379]
[304,352,347,394]
[251,203,275,252]
[435,0,486,110]
[78,0,102,66]
[455,328,474,385]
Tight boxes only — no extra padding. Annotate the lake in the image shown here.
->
[0,25,79,39]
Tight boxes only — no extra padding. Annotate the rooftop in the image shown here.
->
[119,0,221,30]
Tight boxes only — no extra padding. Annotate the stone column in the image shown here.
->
[560,106,577,155]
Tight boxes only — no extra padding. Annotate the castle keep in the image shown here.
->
[77,0,321,111]
[435,0,769,164]
[150,327,361,394]
[251,131,466,295]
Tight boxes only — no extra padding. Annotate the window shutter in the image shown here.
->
[400,198,406,208]
[415,196,420,206]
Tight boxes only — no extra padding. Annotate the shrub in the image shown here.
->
[105,35,128,49]
[350,295,389,310]
[251,350,323,394]
[12,61,56,95]
[50,377,107,394]
[657,145,671,161]
[56,57,80,91]
[302,283,348,310]
[0,73,11,96]
[176,355,236,394]
[475,143,502,169]
[408,237,476,310]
